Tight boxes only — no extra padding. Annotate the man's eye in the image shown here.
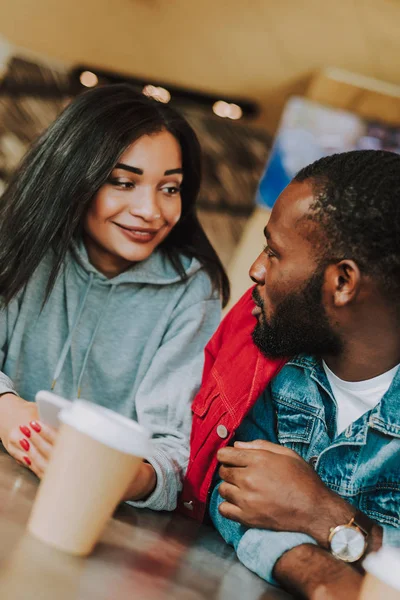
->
[263,244,275,258]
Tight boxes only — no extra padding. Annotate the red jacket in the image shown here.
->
[178,287,287,521]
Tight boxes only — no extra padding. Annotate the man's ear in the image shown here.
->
[325,260,361,308]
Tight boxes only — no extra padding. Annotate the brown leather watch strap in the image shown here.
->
[353,510,375,537]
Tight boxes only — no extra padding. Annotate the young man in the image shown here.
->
[179,150,400,598]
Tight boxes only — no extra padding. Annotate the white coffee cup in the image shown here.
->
[360,547,400,600]
[27,400,152,556]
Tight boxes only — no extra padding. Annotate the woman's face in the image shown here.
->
[84,130,183,277]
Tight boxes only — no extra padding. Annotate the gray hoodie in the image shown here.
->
[0,241,221,510]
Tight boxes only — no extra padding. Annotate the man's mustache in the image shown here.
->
[252,287,264,309]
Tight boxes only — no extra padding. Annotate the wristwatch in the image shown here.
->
[328,511,372,562]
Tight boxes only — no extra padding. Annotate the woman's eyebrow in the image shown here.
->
[115,163,143,175]
[114,164,183,177]
[164,168,183,176]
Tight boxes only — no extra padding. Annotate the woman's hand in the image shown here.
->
[123,461,157,502]
[0,393,57,477]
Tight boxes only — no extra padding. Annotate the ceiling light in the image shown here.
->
[142,85,171,103]
[79,71,98,88]
[213,100,243,119]
[213,100,229,118]
[228,103,243,120]
[70,65,259,117]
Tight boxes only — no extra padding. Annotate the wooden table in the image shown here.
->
[0,451,289,600]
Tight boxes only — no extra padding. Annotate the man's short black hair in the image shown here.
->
[294,149,400,300]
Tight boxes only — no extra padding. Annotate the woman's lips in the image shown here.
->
[114,223,159,243]
[252,305,262,317]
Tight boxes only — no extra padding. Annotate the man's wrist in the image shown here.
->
[274,544,341,597]
[274,543,363,599]
[306,490,356,548]
[363,521,383,556]
[305,490,383,561]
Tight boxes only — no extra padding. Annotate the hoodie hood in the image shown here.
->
[49,238,205,396]
[70,238,203,286]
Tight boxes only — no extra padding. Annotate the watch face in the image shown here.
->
[330,525,366,562]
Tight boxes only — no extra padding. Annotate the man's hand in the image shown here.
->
[217,439,356,547]
[274,544,363,600]
[0,393,57,477]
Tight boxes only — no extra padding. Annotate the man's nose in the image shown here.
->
[249,253,267,285]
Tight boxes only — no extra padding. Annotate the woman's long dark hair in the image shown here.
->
[0,84,230,306]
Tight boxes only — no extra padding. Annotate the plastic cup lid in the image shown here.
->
[363,547,400,591]
[59,400,152,458]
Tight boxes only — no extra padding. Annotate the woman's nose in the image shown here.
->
[129,188,161,221]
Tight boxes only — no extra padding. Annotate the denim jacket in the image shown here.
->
[210,355,400,585]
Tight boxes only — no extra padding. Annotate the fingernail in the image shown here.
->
[23,455,31,466]
[19,438,30,451]
[30,421,41,433]
[19,426,31,438]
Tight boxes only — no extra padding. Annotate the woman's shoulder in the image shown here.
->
[167,259,221,323]
[25,249,66,287]
[1,250,60,310]
[182,261,218,302]
[118,250,212,293]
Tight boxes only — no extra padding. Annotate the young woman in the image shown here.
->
[0,84,229,511]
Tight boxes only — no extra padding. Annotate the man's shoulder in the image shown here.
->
[202,288,287,410]
[270,354,325,410]
[220,287,256,330]
[272,354,321,385]
[206,287,277,367]
[284,354,320,371]
[204,288,256,355]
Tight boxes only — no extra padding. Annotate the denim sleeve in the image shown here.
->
[209,392,316,586]
[382,524,400,548]
[209,482,316,586]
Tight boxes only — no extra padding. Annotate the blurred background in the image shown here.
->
[1,0,400,308]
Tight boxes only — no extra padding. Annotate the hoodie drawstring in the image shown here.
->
[75,284,116,398]
[51,273,94,392]
[51,279,116,398]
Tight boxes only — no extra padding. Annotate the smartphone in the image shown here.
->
[35,390,72,428]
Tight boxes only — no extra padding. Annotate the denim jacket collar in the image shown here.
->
[286,354,400,439]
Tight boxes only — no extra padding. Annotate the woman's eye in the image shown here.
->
[108,178,135,190]
[263,244,275,258]
[161,185,181,196]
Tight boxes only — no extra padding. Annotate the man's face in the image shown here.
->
[250,180,342,358]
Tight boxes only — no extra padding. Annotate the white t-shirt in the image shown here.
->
[322,361,399,435]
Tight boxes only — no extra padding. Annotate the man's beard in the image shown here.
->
[252,267,343,359]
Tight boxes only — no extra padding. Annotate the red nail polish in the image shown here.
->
[30,421,41,433]
[19,425,31,438]
[23,455,31,466]
[19,438,30,451]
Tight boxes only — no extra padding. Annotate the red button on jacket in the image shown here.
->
[178,287,287,522]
